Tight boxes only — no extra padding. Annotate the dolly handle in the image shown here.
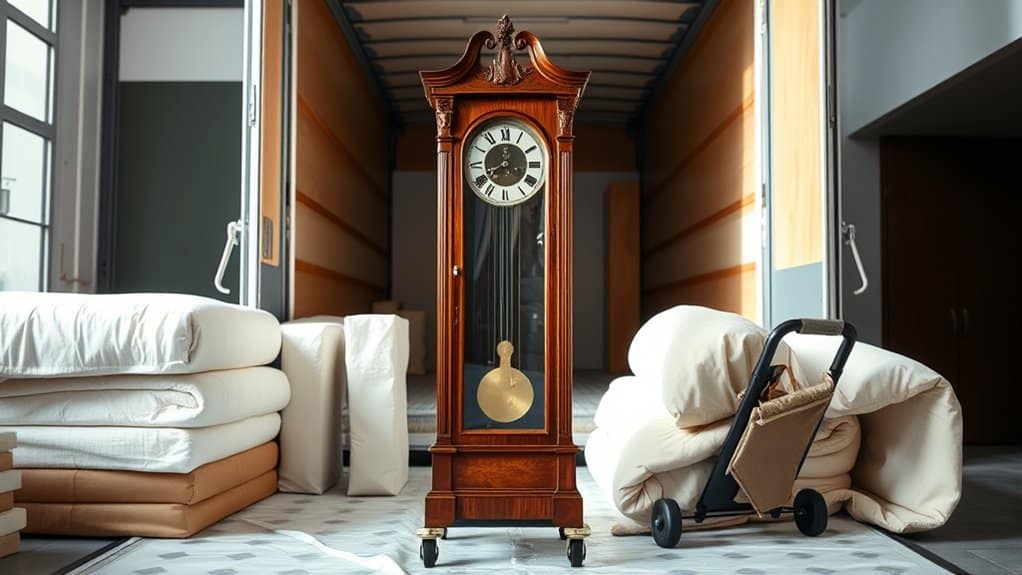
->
[761,319,857,384]
[799,318,844,336]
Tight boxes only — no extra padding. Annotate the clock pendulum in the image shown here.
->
[477,340,534,423]
[418,14,591,568]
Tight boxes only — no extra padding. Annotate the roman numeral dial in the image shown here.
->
[463,117,547,207]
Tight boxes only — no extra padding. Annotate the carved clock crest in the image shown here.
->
[416,15,591,569]
[481,14,530,86]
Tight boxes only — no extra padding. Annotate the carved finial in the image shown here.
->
[435,97,453,138]
[483,14,529,87]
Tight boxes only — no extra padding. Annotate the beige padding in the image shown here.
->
[0,532,18,559]
[16,443,277,504]
[21,471,277,538]
[728,376,835,515]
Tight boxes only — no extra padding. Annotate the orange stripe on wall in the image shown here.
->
[296,190,388,257]
[294,259,386,293]
[643,262,757,296]
[297,96,389,203]
[644,96,755,202]
[644,193,756,257]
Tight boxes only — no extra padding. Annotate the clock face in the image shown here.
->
[463,118,547,206]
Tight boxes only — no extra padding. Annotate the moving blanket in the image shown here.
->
[1,413,281,473]
[0,292,280,378]
[21,470,277,538]
[15,442,277,504]
[0,367,290,427]
[585,306,962,534]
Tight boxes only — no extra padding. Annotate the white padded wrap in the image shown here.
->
[0,292,280,378]
[628,305,775,428]
[345,315,409,496]
[279,317,346,494]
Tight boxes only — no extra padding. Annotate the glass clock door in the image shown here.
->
[461,117,547,431]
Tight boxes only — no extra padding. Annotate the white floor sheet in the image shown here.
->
[71,467,949,574]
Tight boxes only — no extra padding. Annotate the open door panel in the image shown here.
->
[762,0,835,325]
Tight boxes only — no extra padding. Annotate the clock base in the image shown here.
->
[423,448,584,527]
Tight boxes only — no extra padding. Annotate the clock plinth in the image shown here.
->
[417,14,590,569]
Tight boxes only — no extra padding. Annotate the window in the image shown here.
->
[0,0,56,291]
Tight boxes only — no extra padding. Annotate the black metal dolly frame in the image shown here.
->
[651,318,857,548]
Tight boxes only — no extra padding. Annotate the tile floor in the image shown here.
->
[2,447,1018,574]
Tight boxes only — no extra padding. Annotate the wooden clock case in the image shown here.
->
[419,16,590,535]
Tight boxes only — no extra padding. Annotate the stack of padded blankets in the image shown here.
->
[0,293,289,537]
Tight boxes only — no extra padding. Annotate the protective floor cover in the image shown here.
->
[67,467,950,575]
[16,442,278,504]
[279,317,346,495]
[586,306,962,535]
[0,292,280,378]
[345,314,409,496]
[3,413,281,473]
[22,470,277,538]
[0,367,290,427]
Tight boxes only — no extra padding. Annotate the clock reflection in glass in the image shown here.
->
[465,118,546,207]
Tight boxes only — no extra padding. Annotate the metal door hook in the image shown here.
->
[215,220,242,295]
[841,221,868,295]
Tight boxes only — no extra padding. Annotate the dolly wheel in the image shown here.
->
[420,538,438,568]
[567,538,585,567]
[558,527,567,540]
[441,528,448,540]
[651,498,683,548]
[794,489,828,537]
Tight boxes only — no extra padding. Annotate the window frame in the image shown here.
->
[0,0,58,292]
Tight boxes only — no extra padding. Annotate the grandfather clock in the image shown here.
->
[416,15,590,569]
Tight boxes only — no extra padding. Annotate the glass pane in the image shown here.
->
[1,122,49,224]
[4,21,51,122]
[0,218,42,291]
[462,190,546,431]
[10,0,52,30]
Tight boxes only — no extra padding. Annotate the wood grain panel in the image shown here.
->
[295,111,388,248]
[452,455,557,489]
[642,106,755,249]
[643,201,757,288]
[294,201,388,288]
[293,264,385,319]
[605,181,640,373]
[643,0,754,189]
[297,0,388,188]
[643,263,757,319]
[296,190,387,256]
[260,0,283,266]
[770,0,823,269]
[639,0,758,322]
[292,0,391,319]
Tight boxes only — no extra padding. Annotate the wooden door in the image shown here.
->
[956,139,1021,443]
[881,138,961,385]
[882,137,1021,444]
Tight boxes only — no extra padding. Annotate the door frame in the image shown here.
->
[757,0,838,327]
[95,0,245,294]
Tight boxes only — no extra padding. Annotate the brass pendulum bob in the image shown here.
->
[477,340,534,423]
